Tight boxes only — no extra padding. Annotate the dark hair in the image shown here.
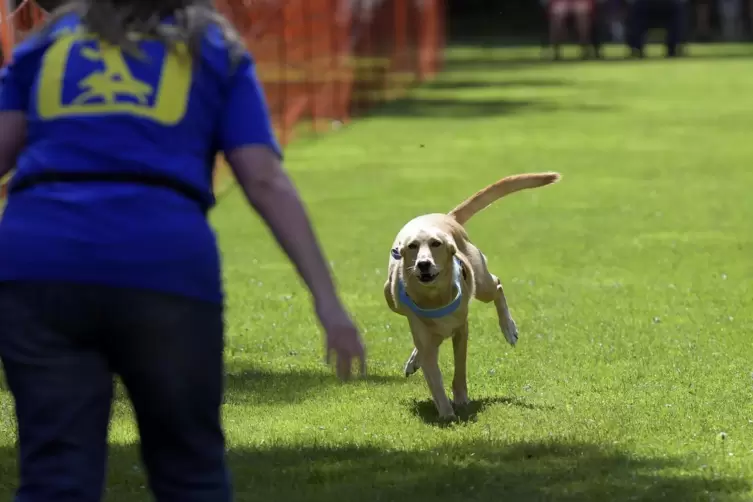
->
[39,0,245,63]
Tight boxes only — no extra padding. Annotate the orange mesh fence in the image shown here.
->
[0,0,44,59]
[0,0,446,197]
[214,0,445,144]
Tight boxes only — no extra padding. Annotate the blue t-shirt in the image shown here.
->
[0,15,281,304]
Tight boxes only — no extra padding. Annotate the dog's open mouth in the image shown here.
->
[418,272,437,283]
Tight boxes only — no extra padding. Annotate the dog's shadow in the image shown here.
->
[409,396,550,427]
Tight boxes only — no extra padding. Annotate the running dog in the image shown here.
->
[383,172,561,420]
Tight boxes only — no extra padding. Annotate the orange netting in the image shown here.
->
[0,0,446,196]
[213,0,445,145]
[0,0,45,55]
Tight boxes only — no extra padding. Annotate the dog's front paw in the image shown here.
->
[501,317,518,346]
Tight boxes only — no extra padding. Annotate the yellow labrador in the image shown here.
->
[383,172,561,420]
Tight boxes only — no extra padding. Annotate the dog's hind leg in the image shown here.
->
[467,247,518,346]
[490,278,518,346]
[404,346,421,376]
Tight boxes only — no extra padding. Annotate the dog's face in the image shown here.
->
[397,229,457,286]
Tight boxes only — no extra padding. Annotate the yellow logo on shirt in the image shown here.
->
[37,27,192,125]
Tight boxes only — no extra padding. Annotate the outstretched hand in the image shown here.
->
[316,300,366,380]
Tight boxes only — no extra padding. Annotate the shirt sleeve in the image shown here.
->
[218,53,282,158]
[0,36,43,112]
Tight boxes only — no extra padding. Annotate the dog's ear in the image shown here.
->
[446,239,457,256]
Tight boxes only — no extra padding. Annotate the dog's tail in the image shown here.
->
[448,172,561,225]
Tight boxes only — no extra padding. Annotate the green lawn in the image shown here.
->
[2,42,753,501]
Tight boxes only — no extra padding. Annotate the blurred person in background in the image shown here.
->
[0,0,366,501]
[590,0,609,57]
[607,0,627,42]
[544,0,596,58]
[626,0,687,57]
[695,0,712,39]
[718,0,743,39]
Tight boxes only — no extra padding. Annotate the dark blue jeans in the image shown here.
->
[627,0,686,55]
[0,281,230,502]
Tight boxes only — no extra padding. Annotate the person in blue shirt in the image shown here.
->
[0,1,366,500]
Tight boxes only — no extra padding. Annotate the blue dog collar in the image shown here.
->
[396,256,464,319]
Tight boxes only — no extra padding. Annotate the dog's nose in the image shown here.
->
[416,261,432,272]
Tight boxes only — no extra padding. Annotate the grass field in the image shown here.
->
[2,42,753,501]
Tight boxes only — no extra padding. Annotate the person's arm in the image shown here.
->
[226,146,339,308]
[218,50,365,379]
[218,53,339,308]
[0,111,26,179]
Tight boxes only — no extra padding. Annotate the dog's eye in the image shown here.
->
[430,240,442,248]
[407,242,419,250]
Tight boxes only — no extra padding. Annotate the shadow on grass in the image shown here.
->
[422,77,572,91]
[440,44,753,73]
[0,440,747,501]
[366,96,613,119]
[362,42,753,119]
[223,368,403,405]
[0,367,402,408]
[409,396,552,426]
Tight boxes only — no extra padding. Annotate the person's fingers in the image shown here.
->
[358,352,366,377]
[336,351,352,381]
[352,333,366,377]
